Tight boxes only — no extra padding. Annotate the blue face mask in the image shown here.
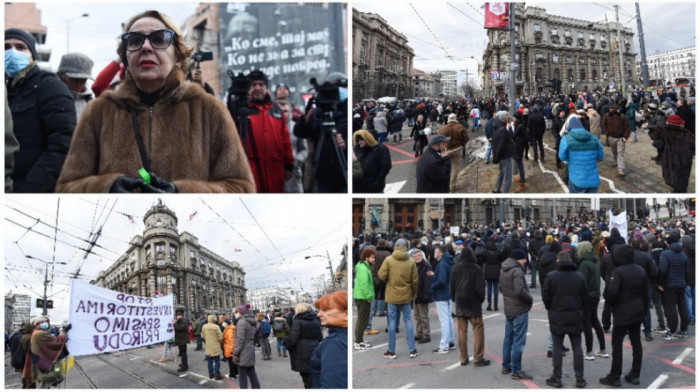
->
[5,49,31,77]
[38,322,49,330]
[338,87,347,102]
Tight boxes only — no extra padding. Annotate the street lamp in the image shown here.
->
[26,255,67,316]
[305,252,336,292]
[66,13,89,52]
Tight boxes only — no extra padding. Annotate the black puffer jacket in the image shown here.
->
[415,258,434,304]
[603,245,648,326]
[491,120,513,163]
[450,249,485,318]
[512,122,528,161]
[542,259,587,335]
[284,311,323,373]
[7,64,77,192]
[659,242,690,289]
[633,249,659,285]
[353,130,391,193]
[416,147,451,193]
[478,240,501,281]
[538,241,562,286]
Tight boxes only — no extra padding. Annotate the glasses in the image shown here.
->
[121,29,175,51]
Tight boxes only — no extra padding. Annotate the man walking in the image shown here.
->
[431,245,456,354]
[601,104,631,177]
[659,233,691,340]
[438,113,469,192]
[499,249,534,380]
[491,111,513,193]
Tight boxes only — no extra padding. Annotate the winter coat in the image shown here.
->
[7,64,77,192]
[415,259,434,304]
[273,317,291,339]
[193,319,203,336]
[284,311,322,374]
[633,249,659,285]
[600,253,616,284]
[353,130,391,193]
[309,327,347,389]
[542,259,587,335]
[389,110,405,134]
[512,122,528,161]
[538,241,562,286]
[450,253,485,318]
[438,121,469,150]
[602,111,631,139]
[223,324,235,358]
[415,146,451,193]
[233,313,257,367]
[558,127,604,189]
[625,104,637,133]
[365,111,376,131]
[656,124,694,193]
[526,110,546,138]
[606,234,626,253]
[491,120,513,163]
[603,251,648,326]
[410,118,429,147]
[173,317,189,346]
[499,258,533,317]
[588,110,602,138]
[373,247,391,300]
[676,104,695,134]
[56,68,255,193]
[378,244,419,304]
[373,111,388,134]
[552,115,565,140]
[577,253,601,298]
[659,242,690,288]
[478,241,502,281]
[431,253,455,302]
[353,260,375,301]
[202,317,224,357]
[682,236,695,286]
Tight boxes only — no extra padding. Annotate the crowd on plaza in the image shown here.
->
[352,84,695,193]
[5,10,347,194]
[352,212,694,388]
[7,291,348,389]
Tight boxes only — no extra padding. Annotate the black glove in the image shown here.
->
[62,323,72,332]
[140,172,178,193]
[110,177,143,193]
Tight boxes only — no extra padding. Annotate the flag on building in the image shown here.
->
[370,206,382,228]
[189,211,198,221]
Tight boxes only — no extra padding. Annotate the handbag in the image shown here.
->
[423,127,432,136]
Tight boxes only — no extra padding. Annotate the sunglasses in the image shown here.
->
[121,29,175,51]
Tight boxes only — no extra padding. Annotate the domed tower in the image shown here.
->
[143,199,179,239]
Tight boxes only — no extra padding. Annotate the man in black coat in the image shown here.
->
[5,28,77,193]
[173,310,190,372]
[600,245,648,387]
[491,111,513,193]
[542,252,587,388]
[631,237,659,341]
[527,106,546,162]
[477,237,502,311]
[659,234,690,339]
[352,130,391,193]
[450,248,490,367]
[527,230,546,288]
[416,134,451,193]
[411,248,434,343]
[551,108,567,169]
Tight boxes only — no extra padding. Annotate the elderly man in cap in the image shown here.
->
[438,113,469,192]
[56,53,95,119]
[28,315,70,388]
[5,28,77,193]
[415,134,452,193]
[491,111,513,193]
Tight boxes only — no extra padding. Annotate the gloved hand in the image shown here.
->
[140,172,178,193]
[62,323,72,332]
[110,177,143,193]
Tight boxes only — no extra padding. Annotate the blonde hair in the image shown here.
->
[295,303,312,314]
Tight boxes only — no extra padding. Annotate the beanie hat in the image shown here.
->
[666,114,685,127]
[30,316,49,326]
[666,234,680,244]
[5,28,38,61]
[545,235,553,243]
[236,305,249,314]
[447,113,458,123]
[511,249,527,260]
[248,69,268,87]
[394,238,408,249]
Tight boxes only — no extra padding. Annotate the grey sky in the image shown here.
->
[354,1,695,85]
[5,195,348,321]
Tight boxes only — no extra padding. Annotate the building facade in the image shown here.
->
[352,8,415,101]
[412,69,439,98]
[439,70,458,97]
[4,3,52,68]
[5,294,31,332]
[636,46,695,87]
[482,4,636,96]
[93,201,246,318]
[248,286,292,312]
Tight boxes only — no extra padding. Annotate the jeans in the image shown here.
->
[686,285,695,323]
[552,332,583,379]
[277,338,287,355]
[387,303,416,354]
[611,322,642,378]
[486,280,499,307]
[196,335,202,349]
[378,132,388,144]
[473,117,479,129]
[355,300,371,343]
[494,159,512,193]
[408,117,414,127]
[238,365,261,389]
[261,335,271,359]
[569,182,598,193]
[162,342,174,359]
[206,355,221,376]
[502,312,529,374]
[484,141,492,162]
[436,301,455,350]
[514,158,525,182]
[374,298,386,316]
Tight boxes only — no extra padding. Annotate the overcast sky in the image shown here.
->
[5,195,348,322]
[354,1,696,85]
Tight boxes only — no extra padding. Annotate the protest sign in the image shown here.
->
[608,209,629,244]
[66,280,173,356]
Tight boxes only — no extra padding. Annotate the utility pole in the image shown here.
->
[508,2,517,114]
[635,3,650,91]
[326,250,336,291]
[614,5,626,93]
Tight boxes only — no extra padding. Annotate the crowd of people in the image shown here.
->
[7,291,348,389]
[5,10,347,194]
[352,213,694,387]
[352,85,695,193]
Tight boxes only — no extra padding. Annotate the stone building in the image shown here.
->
[248,286,292,312]
[439,70,458,97]
[412,68,440,98]
[4,3,52,67]
[352,8,414,101]
[5,294,31,332]
[482,4,636,96]
[636,46,695,88]
[93,201,246,318]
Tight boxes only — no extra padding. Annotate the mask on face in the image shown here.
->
[222,322,228,327]
[5,49,31,77]
[38,322,49,330]
[338,87,348,102]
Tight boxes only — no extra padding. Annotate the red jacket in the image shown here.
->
[244,94,294,192]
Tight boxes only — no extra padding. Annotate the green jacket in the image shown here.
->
[378,245,418,304]
[353,260,375,301]
[577,253,601,298]
[193,319,203,336]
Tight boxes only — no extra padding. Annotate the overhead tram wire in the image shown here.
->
[447,2,483,28]
[73,199,118,279]
[409,2,459,66]
[591,2,685,48]
[465,2,485,16]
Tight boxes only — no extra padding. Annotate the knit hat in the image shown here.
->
[447,113,458,123]
[58,53,94,80]
[236,305,249,315]
[511,249,527,260]
[248,69,268,87]
[5,28,37,61]
[545,235,553,243]
[666,114,685,127]
[30,316,49,326]
[633,231,644,240]
[394,238,408,249]
[666,234,680,244]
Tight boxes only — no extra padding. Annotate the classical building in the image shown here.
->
[412,68,440,98]
[439,70,458,97]
[4,3,52,68]
[636,46,695,87]
[352,8,415,101]
[5,294,31,332]
[482,4,636,96]
[93,201,246,318]
[248,286,292,312]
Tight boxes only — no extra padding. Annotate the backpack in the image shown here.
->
[260,320,271,336]
[273,319,285,334]
[10,342,25,370]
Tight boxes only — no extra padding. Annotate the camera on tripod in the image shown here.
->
[309,74,347,112]
[192,51,213,69]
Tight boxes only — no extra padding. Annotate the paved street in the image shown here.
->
[352,277,695,389]
[381,121,695,194]
[6,337,305,389]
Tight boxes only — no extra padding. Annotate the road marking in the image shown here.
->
[384,181,406,194]
[483,313,502,319]
[673,348,693,364]
[599,175,623,193]
[536,159,568,192]
[530,319,550,323]
[647,374,668,389]
[441,358,472,372]
[187,372,209,379]
[198,380,208,385]
[353,342,388,354]
[399,383,416,389]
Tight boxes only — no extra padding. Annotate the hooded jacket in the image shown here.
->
[577,250,601,298]
[450,250,485,318]
[285,311,322,374]
[378,243,418,304]
[657,123,694,193]
[659,242,690,288]
[587,109,601,137]
[309,327,347,388]
[416,145,451,193]
[56,69,256,193]
[233,313,258,367]
[373,111,388,134]
[430,252,455,302]
[603,245,648,326]
[526,108,546,138]
[491,119,513,163]
[438,121,469,150]
[543,259,587,335]
[353,130,391,193]
[414,256,434,304]
[353,260,375,301]
[389,109,405,133]
[478,240,502,281]
[538,241,562,286]
[499,258,533,317]
[558,117,604,189]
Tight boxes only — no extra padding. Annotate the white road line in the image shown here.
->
[384,181,407,194]
[647,374,668,389]
[536,160,568,192]
[483,313,502,320]
[544,142,623,193]
[187,372,209,379]
[441,360,470,372]
[198,380,208,385]
[353,342,388,354]
[599,175,623,193]
[399,383,416,389]
[530,319,550,323]
[672,348,693,364]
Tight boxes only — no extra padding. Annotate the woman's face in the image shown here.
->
[126,17,177,93]
[317,307,347,327]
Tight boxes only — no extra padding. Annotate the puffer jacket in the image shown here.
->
[542,259,587,335]
[558,125,604,189]
[223,323,235,358]
[491,120,513,163]
[389,110,405,133]
[431,253,455,302]
[527,109,546,138]
[373,111,388,134]
[353,260,375,301]
[478,240,502,281]
[353,130,391,193]
[284,311,322,374]
[378,243,418,304]
[309,327,347,388]
[499,258,533,317]
[233,313,258,367]
[604,246,648,326]
[201,316,224,357]
[659,242,690,288]
[538,241,562,286]
[577,253,601,298]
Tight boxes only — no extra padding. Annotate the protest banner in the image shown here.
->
[608,209,629,244]
[66,280,174,356]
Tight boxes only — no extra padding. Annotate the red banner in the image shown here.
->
[484,2,509,29]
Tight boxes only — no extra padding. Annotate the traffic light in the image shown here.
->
[36,299,54,309]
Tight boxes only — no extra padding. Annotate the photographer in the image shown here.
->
[187,51,215,96]
[293,72,348,193]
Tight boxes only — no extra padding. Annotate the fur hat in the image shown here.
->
[248,69,268,87]
[30,316,49,326]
